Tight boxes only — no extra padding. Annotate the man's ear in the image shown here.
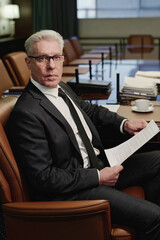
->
[25,57,31,70]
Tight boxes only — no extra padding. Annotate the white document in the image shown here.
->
[105,120,160,167]
[101,104,120,113]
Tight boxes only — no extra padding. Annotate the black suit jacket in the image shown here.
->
[7,80,125,201]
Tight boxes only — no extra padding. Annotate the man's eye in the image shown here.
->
[54,55,60,60]
[38,57,45,62]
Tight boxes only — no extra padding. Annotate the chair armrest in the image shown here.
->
[2,200,111,240]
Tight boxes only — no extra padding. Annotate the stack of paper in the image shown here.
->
[135,71,160,84]
[121,76,157,97]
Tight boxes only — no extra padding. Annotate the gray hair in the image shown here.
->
[24,30,64,55]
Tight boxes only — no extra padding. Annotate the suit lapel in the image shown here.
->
[27,81,83,164]
[40,97,77,140]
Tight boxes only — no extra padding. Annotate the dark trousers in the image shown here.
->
[77,150,160,240]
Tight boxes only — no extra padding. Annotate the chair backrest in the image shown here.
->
[0,59,13,97]
[69,36,84,58]
[63,39,78,64]
[128,34,154,45]
[127,35,154,53]
[0,96,30,204]
[3,51,31,86]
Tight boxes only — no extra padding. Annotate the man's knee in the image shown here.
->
[143,206,160,236]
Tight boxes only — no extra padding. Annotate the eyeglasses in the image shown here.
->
[28,55,65,64]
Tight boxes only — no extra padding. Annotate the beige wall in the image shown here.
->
[78,17,160,38]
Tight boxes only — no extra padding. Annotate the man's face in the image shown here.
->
[25,39,63,88]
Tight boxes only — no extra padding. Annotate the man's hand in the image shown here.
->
[99,165,123,186]
[124,119,148,135]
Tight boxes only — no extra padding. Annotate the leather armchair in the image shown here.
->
[0,59,13,97]
[3,51,31,86]
[0,96,144,240]
[63,39,101,66]
[69,36,108,59]
[127,35,154,53]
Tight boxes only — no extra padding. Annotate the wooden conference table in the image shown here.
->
[117,101,160,142]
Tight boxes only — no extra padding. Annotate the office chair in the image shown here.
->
[69,36,109,59]
[127,35,154,54]
[0,59,13,97]
[3,51,30,86]
[63,39,101,65]
[0,96,145,240]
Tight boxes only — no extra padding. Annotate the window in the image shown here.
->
[77,0,96,18]
[77,0,160,18]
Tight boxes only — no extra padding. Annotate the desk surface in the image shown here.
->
[117,101,160,126]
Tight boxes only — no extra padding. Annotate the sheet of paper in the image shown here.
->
[105,120,160,167]
[101,104,120,113]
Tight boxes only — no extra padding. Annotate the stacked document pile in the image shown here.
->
[120,71,159,103]
[136,71,160,92]
[135,71,160,84]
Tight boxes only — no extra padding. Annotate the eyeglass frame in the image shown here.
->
[28,55,65,64]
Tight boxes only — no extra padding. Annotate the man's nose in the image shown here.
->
[47,58,56,67]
